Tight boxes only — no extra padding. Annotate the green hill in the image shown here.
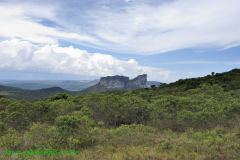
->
[151,68,240,95]
[170,69,240,90]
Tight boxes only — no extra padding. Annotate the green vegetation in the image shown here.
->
[0,85,73,100]
[0,69,240,159]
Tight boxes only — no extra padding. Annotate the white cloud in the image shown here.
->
[51,0,239,54]
[85,0,240,54]
[0,0,239,54]
[0,39,171,81]
[0,5,96,44]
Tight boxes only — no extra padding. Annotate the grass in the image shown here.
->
[1,125,239,160]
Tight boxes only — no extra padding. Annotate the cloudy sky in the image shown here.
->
[0,0,239,82]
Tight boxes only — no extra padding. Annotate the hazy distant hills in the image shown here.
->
[146,81,163,87]
[0,80,99,91]
[0,80,91,100]
[0,85,72,100]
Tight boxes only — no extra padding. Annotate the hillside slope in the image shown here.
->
[0,85,72,100]
[159,68,240,92]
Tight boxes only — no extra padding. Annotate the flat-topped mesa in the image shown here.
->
[99,75,129,89]
[83,74,147,92]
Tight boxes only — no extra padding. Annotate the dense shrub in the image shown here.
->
[0,129,23,149]
[55,112,97,149]
[49,93,71,101]
[81,94,151,126]
[23,123,59,149]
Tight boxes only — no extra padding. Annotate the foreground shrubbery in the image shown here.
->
[0,125,239,160]
[0,83,240,159]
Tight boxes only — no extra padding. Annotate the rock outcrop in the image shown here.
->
[99,76,130,90]
[83,74,147,92]
[126,74,147,89]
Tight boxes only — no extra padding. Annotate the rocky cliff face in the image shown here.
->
[126,74,147,89]
[99,76,129,90]
[83,74,147,92]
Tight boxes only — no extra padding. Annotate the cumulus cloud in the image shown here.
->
[0,39,171,81]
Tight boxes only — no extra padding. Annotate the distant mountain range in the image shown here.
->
[2,69,239,100]
[0,80,99,91]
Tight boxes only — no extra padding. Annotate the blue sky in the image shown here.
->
[0,0,239,82]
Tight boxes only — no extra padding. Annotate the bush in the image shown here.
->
[0,129,23,149]
[105,124,159,146]
[55,112,97,148]
[23,123,59,149]
[84,94,150,126]
[32,100,76,124]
